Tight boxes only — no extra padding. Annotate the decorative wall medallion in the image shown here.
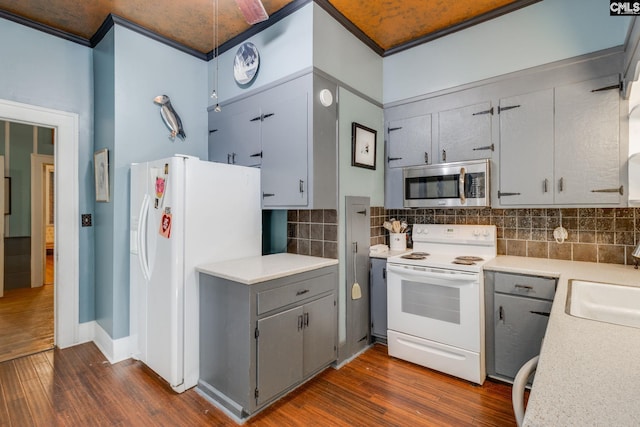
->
[233,42,260,85]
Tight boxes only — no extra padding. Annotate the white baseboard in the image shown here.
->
[77,321,96,345]
[87,321,134,364]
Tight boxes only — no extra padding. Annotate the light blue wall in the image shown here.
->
[207,2,313,106]
[313,4,383,103]
[94,28,116,337]
[8,122,32,237]
[336,88,384,344]
[95,25,208,339]
[383,0,632,104]
[0,17,95,322]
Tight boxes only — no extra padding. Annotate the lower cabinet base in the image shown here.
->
[197,364,334,423]
[387,330,485,385]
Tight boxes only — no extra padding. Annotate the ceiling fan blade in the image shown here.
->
[234,0,269,24]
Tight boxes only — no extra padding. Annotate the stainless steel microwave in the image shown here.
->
[403,159,490,208]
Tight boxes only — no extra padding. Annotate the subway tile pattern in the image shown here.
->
[287,209,338,259]
[370,207,640,266]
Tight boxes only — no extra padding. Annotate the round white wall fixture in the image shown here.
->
[319,89,333,107]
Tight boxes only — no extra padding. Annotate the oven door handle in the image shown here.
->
[387,264,477,284]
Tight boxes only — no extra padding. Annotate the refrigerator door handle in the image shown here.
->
[138,194,152,281]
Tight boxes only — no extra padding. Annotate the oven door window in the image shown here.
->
[402,280,460,324]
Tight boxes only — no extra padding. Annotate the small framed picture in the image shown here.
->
[94,148,110,202]
[351,122,377,170]
[4,177,10,215]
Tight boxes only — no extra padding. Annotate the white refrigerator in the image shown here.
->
[129,155,261,393]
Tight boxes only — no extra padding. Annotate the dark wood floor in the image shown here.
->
[0,342,517,426]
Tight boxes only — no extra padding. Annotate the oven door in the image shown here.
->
[387,263,481,352]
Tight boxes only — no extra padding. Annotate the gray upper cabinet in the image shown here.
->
[554,74,622,204]
[387,115,432,168]
[261,91,308,207]
[208,72,337,209]
[438,102,493,163]
[498,75,622,207]
[499,89,555,205]
[208,105,261,167]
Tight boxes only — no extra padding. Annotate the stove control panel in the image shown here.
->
[412,224,496,246]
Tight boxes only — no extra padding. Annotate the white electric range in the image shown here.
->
[386,224,497,384]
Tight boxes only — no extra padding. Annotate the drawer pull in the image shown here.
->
[514,284,533,291]
[530,311,550,317]
[296,289,309,296]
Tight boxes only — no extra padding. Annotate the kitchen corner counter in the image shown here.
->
[197,253,338,285]
[484,256,640,426]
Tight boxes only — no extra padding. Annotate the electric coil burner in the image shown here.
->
[386,224,497,385]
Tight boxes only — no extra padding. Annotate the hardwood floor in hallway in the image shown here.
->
[0,255,54,364]
[0,343,518,426]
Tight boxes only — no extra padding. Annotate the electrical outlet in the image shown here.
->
[81,214,92,227]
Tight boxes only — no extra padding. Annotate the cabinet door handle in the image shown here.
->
[498,191,521,198]
[262,192,275,198]
[543,178,549,193]
[297,315,303,331]
[497,105,521,113]
[296,289,309,296]
[382,267,386,279]
[530,311,550,317]
[559,177,564,192]
[299,179,305,193]
[472,107,494,115]
[472,144,494,151]
[591,82,622,92]
[424,152,429,163]
[499,306,504,322]
[591,185,623,195]
[442,149,446,162]
[304,312,309,327]
[515,284,533,291]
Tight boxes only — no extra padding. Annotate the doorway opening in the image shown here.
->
[0,121,55,363]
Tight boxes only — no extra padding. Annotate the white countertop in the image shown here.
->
[484,256,640,426]
[197,253,338,285]
[369,249,411,259]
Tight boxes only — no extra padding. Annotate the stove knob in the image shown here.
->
[482,229,491,237]
[473,229,480,237]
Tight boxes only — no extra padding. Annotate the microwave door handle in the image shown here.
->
[459,167,466,205]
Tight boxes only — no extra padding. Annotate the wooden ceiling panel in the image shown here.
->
[328,0,519,50]
[0,0,533,55]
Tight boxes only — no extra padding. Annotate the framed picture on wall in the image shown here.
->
[4,177,10,215]
[351,122,377,170]
[94,148,110,202]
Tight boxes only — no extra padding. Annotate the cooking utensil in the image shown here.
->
[383,221,393,232]
[392,220,401,233]
[400,220,408,232]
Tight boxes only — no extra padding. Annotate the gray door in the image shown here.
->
[256,306,303,406]
[345,196,370,358]
[494,293,551,379]
[303,294,337,377]
[370,258,387,339]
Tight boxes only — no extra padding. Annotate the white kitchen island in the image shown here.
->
[484,256,640,426]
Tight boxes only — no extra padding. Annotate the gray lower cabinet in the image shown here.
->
[369,258,387,341]
[198,265,337,420]
[484,270,557,382]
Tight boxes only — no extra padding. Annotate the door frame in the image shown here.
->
[0,99,79,349]
[30,154,54,288]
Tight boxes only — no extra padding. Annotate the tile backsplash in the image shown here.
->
[287,209,338,259]
[371,207,640,266]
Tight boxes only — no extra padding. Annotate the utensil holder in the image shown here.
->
[390,233,407,251]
